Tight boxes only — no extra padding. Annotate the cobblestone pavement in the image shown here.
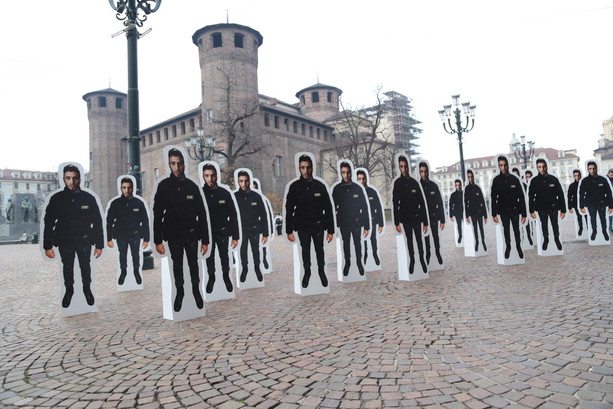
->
[1,220,612,409]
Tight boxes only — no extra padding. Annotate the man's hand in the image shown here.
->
[396,225,402,233]
[440,223,445,231]
[530,213,537,219]
[200,244,208,255]
[450,216,455,222]
[521,216,526,224]
[94,248,102,258]
[231,239,238,248]
[326,233,334,243]
[560,212,566,219]
[609,208,613,214]
[377,226,383,233]
[493,216,499,223]
[287,233,295,243]
[156,243,165,255]
[423,225,428,233]
[262,236,268,245]
[142,241,149,249]
[466,217,471,224]
[363,229,369,238]
[580,208,587,214]
[45,249,55,259]
[569,208,574,214]
[107,241,114,248]
[484,217,488,224]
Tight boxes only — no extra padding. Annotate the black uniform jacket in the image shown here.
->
[464,183,487,218]
[421,179,445,225]
[579,175,613,208]
[567,180,580,211]
[106,195,150,241]
[235,189,269,237]
[490,173,527,218]
[285,177,335,234]
[527,174,566,214]
[365,186,384,228]
[203,184,239,240]
[43,188,104,250]
[392,176,428,227]
[332,181,370,230]
[153,175,209,245]
[449,190,463,220]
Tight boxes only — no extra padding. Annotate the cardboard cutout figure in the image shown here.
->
[392,154,429,280]
[233,168,269,289]
[331,160,370,283]
[41,162,104,316]
[284,152,335,295]
[578,160,613,246]
[448,178,464,248]
[418,160,445,270]
[152,147,209,321]
[252,178,274,274]
[356,167,385,272]
[463,168,488,257]
[567,168,589,240]
[491,155,527,265]
[512,167,534,250]
[105,175,150,291]
[526,158,566,256]
[200,161,239,301]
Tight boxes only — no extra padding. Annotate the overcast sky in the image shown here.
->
[1,0,612,173]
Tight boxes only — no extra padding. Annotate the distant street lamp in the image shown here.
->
[438,95,476,180]
[511,134,535,170]
[108,0,162,194]
[185,126,216,162]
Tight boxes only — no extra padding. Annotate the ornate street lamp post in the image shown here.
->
[438,95,476,180]
[108,0,162,194]
[511,134,535,170]
[185,126,216,162]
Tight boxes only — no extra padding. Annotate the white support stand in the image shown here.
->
[397,233,429,281]
[534,217,564,256]
[587,208,612,246]
[58,259,97,317]
[293,243,330,296]
[495,223,526,266]
[463,219,488,257]
[202,241,235,302]
[161,256,205,322]
[114,240,145,292]
[336,237,366,283]
[234,236,265,290]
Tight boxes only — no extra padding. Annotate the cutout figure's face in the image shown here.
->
[525,172,532,181]
[357,173,367,186]
[498,159,509,174]
[455,181,462,191]
[608,170,613,178]
[419,166,429,181]
[64,171,81,191]
[467,172,474,184]
[238,175,250,191]
[573,172,581,182]
[399,161,409,177]
[299,160,313,179]
[169,155,185,178]
[121,182,133,198]
[340,166,352,183]
[588,163,598,177]
[536,162,547,176]
[203,169,217,187]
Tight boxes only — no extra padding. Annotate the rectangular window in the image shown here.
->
[98,96,106,108]
[264,113,270,127]
[26,183,30,189]
[309,126,314,138]
[234,33,244,48]
[154,168,159,179]
[274,116,279,129]
[148,134,153,145]
[324,130,328,141]
[316,128,321,139]
[156,131,161,143]
[293,121,298,133]
[284,118,289,131]
[189,119,195,131]
[172,125,177,138]
[212,32,222,48]
[181,122,186,134]
[207,109,214,123]
[301,124,306,135]
[115,98,123,109]
[164,128,169,140]
[142,137,146,148]
[312,92,319,103]
[327,92,333,103]
[275,156,282,177]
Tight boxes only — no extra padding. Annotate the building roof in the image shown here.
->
[295,83,343,98]
[1,169,57,180]
[82,88,126,101]
[192,23,263,46]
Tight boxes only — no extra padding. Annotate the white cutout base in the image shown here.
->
[463,219,488,257]
[202,244,235,302]
[292,243,330,296]
[396,233,429,282]
[587,208,612,246]
[495,223,526,266]
[534,217,564,256]
[234,235,266,290]
[161,256,205,322]
[362,236,383,273]
[336,237,366,283]
[57,257,97,317]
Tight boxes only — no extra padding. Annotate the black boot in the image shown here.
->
[174,287,184,312]
[436,250,443,265]
[206,274,215,294]
[408,258,414,275]
[373,253,380,266]
[318,269,328,287]
[343,259,350,276]
[517,246,524,259]
[357,261,364,276]
[555,237,562,250]
[83,284,95,306]
[302,269,311,288]
[134,270,142,285]
[193,285,203,309]
[240,268,247,283]
[223,272,233,292]
[255,267,263,282]
[62,286,74,308]
[504,245,511,259]
[118,271,127,285]
[542,239,549,251]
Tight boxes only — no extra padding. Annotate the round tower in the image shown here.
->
[192,23,263,172]
[296,83,342,122]
[82,88,128,207]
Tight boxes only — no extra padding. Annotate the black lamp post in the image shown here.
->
[438,94,476,180]
[511,134,535,170]
[185,126,216,162]
[108,0,162,194]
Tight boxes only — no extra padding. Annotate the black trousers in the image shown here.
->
[240,231,261,270]
[537,209,560,240]
[424,222,440,255]
[206,232,230,275]
[469,215,486,243]
[59,243,92,287]
[500,212,521,247]
[364,227,379,259]
[573,208,587,229]
[167,237,200,288]
[340,226,362,263]
[587,205,608,234]
[297,227,325,271]
[402,222,424,258]
[454,218,462,240]
[117,237,140,274]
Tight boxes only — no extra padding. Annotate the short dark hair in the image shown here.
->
[252,180,259,189]
[168,148,184,161]
[120,177,133,186]
[398,155,408,165]
[356,169,366,177]
[237,170,249,179]
[63,164,80,177]
[512,167,519,174]
[497,155,508,164]
[455,179,462,184]
[535,158,546,166]
[340,161,351,171]
[525,170,533,176]
[587,161,597,168]
[418,161,428,170]
[466,169,474,177]
[202,163,217,174]
[298,154,312,165]
[573,169,582,176]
